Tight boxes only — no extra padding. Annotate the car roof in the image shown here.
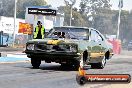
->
[54,26,94,30]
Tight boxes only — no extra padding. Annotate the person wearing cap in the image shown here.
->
[57,32,65,38]
[34,21,45,39]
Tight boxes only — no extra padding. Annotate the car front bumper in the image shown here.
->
[25,50,81,60]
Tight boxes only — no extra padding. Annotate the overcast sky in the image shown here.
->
[45,0,132,11]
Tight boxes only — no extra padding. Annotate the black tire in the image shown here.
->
[31,58,41,69]
[90,56,106,69]
[73,60,80,70]
[76,75,86,85]
[90,63,98,69]
[61,63,70,67]
[61,60,80,70]
[98,56,106,69]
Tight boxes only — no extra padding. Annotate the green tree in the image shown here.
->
[80,0,111,15]
[111,10,129,41]
[79,0,112,28]
[58,6,89,27]
[0,0,47,18]
[0,0,15,17]
[125,11,132,41]
[119,10,129,41]
[17,0,47,19]
[58,0,89,27]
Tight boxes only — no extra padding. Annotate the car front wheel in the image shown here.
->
[31,58,41,69]
[73,60,80,70]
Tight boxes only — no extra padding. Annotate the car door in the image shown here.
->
[89,29,104,59]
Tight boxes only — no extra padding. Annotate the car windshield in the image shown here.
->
[46,27,89,40]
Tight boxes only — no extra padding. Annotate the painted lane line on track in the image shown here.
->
[0,60,30,64]
[6,53,28,58]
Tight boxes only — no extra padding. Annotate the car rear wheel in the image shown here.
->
[90,56,106,69]
[31,58,41,69]
[90,63,97,68]
[98,56,106,69]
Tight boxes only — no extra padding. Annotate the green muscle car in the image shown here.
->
[25,26,113,69]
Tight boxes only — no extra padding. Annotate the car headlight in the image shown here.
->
[57,44,77,52]
[27,44,35,50]
[69,45,77,52]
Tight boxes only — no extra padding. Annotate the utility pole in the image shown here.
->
[13,0,17,47]
[70,5,72,26]
[64,0,76,26]
[117,0,123,39]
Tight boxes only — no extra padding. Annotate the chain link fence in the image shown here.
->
[7,34,32,48]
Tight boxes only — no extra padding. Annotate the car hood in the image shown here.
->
[27,38,89,52]
[28,38,83,44]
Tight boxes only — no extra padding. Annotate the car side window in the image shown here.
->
[90,30,103,42]
[90,30,97,41]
